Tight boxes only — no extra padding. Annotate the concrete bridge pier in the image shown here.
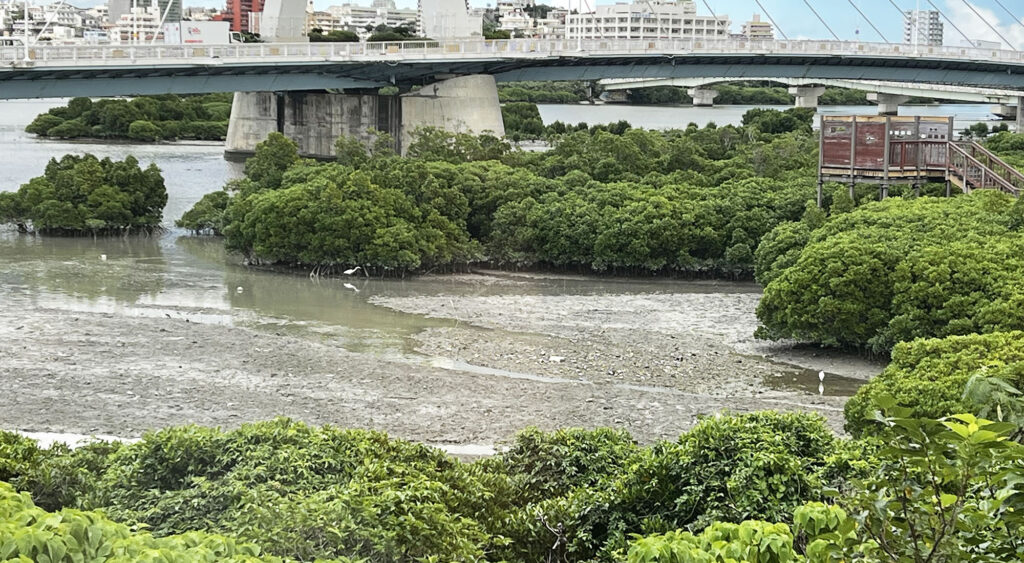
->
[225,75,504,159]
[867,93,910,116]
[1019,96,1024,133]
[789,86,826,109]
[688,87,719,107]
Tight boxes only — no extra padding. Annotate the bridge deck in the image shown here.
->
[3,39,1024,99]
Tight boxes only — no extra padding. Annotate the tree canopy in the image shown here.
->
[0,154,167,235]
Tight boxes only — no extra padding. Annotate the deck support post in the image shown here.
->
[816,181,823,208]
[880,184,889,200]
[945,179,952,197]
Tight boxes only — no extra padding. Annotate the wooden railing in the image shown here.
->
[947,142,1023,196]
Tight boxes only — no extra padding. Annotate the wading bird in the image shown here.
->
[343,266,361,275]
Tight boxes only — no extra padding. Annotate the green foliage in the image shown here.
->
[183,121,818,275]
[0,482,275,562]
[127,120,161,142]
[25,95,230,141]
[757,192,1024,352]
[497,81,591,104]
[242,132,300,192]
[501,102,546,139]
[503,412,842,561]
[626,521,798,563]
[822,407,1024,562]
[845,331,1024,436]
[494,427,639,504]
[742,108,814,136]
[0,154,167,235]
[175,190,229,235]
[308,28,359,42]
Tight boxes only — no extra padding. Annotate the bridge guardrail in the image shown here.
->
[2,38,1024,67]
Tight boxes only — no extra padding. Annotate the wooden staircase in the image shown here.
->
[947,141,1024,196]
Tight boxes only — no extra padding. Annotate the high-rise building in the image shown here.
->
[564,0,729,41]
[740,14,772,40]
[223,0,263,32]
[903,9,942,46]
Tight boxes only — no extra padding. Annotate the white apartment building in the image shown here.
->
[110,0,164,43]
[903,9,942,46]
[310,1,416,34]
[565,0,729,41]
[740,13,771,40]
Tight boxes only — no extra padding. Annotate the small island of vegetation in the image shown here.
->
[0,153,167,235]
[25,94,232,142]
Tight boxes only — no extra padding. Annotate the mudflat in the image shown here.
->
[0,271,875,448]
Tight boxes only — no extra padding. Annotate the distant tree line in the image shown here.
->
[25,94,232,142]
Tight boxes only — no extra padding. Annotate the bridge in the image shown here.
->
[4,39,1024,98]
[600,77,1024,118]
[5,38,1024,156]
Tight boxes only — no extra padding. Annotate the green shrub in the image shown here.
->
[176,190,229,234]
[757,192,1024,352]
[128,120,161,141]
[844,331,1024,436]
[1,154,167,234]
[0,482,275,562]
[25,113,65,136]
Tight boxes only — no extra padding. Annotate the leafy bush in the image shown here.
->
[757,192,1024,352]
[844,331,1024,436]
[0,482,274,562]
[128,119,161,141]
[0,154,167,234]
[509,412,842,561]
[176,190,229,234]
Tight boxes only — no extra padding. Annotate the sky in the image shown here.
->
[171,0,1023,50]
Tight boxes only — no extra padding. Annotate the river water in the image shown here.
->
[0,98,903,444]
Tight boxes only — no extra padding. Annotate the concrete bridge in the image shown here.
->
[600,76,1024,121]
[5,38,1024,156]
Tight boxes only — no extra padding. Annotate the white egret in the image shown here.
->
[818,370,825,382]
[236,286,244,294]
[100,254,107,261]
[343,266,361,275]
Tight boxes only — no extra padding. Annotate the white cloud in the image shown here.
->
[943,0,1024,49]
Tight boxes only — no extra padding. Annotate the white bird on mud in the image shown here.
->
[236,286,244,294]
[343,266,361,275]
[343,283,360,293]
[100,254,107,261]
[818,370,825,382]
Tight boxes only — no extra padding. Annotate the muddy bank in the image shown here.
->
[0,286,853,448]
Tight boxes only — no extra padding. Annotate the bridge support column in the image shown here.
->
[225,91,401,160]
[400,75,504,152]
[224,75,504,159]
[788,86,826,109]
[867,93,910,116]
[687,87,718,107]
[1018,96,1024,133]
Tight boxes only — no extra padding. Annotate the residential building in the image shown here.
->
[222,0,263,33]
[109,0,165,42]
[418,0,481,39]
[564,0,729,41]
[903,9,942,46]
[740,13,771,40]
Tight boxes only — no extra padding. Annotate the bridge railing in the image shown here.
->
[2,38,1024,67]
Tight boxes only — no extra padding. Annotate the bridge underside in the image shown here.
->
[3,54,1024,99]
